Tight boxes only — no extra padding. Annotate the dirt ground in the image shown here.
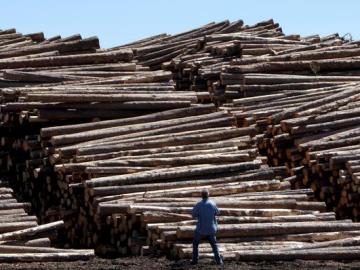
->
[1,257,360,270]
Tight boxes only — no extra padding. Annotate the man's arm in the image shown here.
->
[213,202,220,216]
[212,201,220,228]
[192,203,199,219]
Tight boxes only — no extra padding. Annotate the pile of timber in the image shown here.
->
[42,104,262,249]
[37,103,360,261]
[260,85,360,221]
[163,19,350,104]
[163,19,293,96]
[115,19,245,71]
[0,219,94,262]
[0,26,204,222]
[0,169,93,261]
[98,178,360,261]
[0,20,280,224]
[120,17,360,224]
[2,20,360,262]
[0,26,205,261]
[212,35,360,220]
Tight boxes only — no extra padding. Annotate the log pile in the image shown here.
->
[0,27,202,223]
[163,19,349,103]
[0,26,200,260]
[210,31,360,221]
[39,103,360,261]
[1,20,360,262]
[0,147,93,262]
[0,219,94,262]
[43,104,263,250]
[129,17,360,224]
[261,87,360,221]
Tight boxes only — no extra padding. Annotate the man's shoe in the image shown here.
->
[191,260,198,265]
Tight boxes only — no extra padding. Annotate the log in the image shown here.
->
[235,248,360,261]
[0,50,133,69]
[0,252,94,262]
[85,160,262,187]
[0,221,64,241]
[176,222,360,239]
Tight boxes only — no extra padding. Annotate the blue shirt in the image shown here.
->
[192,199,219,235]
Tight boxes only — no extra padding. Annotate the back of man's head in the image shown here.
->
[201,189,209,200]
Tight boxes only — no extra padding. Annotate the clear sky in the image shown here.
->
[2,0,359,48]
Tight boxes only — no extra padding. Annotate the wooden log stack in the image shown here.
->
[44,104,262,249]
[0,26,203,225]
[0,150,94,261]
[41,103,360,260]
[265,94,360,221]
[205,28,360,222]
[0,219,94,262]
[1,20,360,262]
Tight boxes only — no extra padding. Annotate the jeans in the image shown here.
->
[192,231,223,264]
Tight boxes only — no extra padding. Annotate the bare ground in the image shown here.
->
[1,257,360,270]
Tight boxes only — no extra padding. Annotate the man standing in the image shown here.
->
[191,189,223,265]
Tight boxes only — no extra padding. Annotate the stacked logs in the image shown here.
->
[118,19,245,72]
[0,220,94,262]
[0,20,281,228]
[0,26,204,225]
[42,104,262,249]
[0,168,94,261]
[0,26,205,261]
[263,88,360,220]
[0,29,98,260]
[98,180,360,260]
[37,102,360,261]
[208,31,354,103]
[216,40,360,220]
[1,20,360,262]
[0,82,203,221]
[163,19,293,95]
[163,19,351,105]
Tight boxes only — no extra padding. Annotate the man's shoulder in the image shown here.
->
[195,199,209,206]
[209,199,217,207]
[196,199,217,207]
[195,200,203,207]
[204,199,217,207]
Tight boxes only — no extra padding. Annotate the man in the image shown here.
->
[191,189,223,265]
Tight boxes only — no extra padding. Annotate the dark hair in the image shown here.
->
[201,189,209,200]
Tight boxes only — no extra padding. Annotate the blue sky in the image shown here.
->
[2,0,359,48]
